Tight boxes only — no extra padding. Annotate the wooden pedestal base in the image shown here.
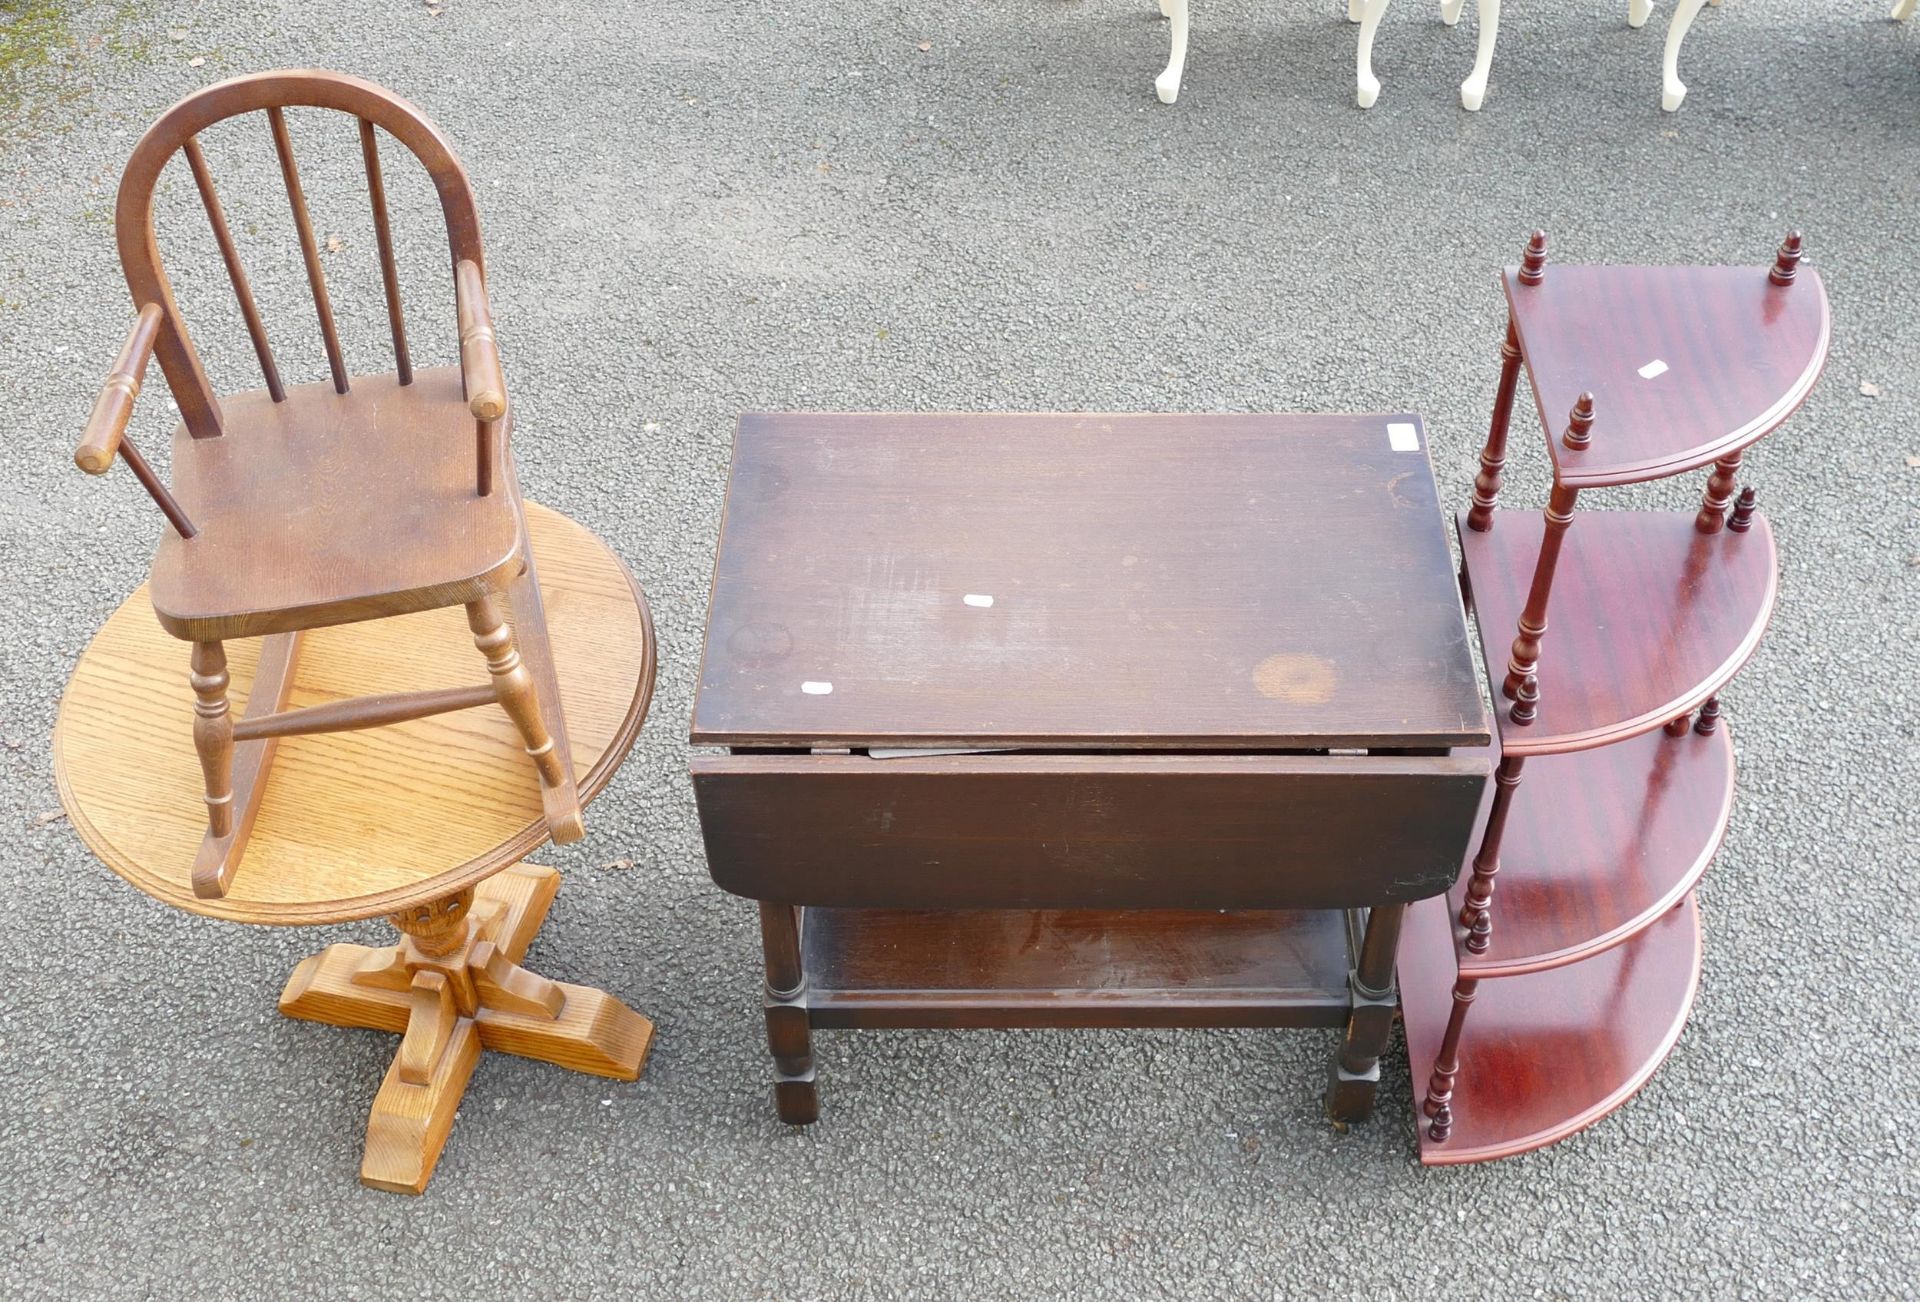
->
[279,863,654,1193]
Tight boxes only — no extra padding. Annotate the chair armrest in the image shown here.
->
[454,259,507,421]
[76,304,164,474]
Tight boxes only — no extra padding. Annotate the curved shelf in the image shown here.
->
[1505,263,1830,488]
[1400,892,1703,1166]
[1460,508,1777,756]
[1452,724,1733,978]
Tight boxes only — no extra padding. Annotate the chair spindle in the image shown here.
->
[358,118,413,386]
[181,136,285,402]
[266,106,349,394]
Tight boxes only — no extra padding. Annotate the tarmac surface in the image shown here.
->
[0,2,1915,1297]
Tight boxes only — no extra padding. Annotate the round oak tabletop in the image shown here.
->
[54,502,655,926]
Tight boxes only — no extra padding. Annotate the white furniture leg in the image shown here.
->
[1157,0,1190,103]
[1460,0,1500,111]
[1349,0,1366,22]
[1629,0,1654,28]
[1894,0,1915,21]
[1662,0,1710,111]
[1441,0,1465,27]
[1357,0,1393,107]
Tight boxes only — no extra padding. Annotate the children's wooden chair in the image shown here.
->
[73,70,583,900]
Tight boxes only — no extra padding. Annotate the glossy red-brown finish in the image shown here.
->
[1466,321,1524,533]
[693,412,1487,752]
[800,907,1353,1029]
[1461,509,1778,756]
[1400,893,1704,1165]
[1504,259,1830,488]
[1449,726,1733,978]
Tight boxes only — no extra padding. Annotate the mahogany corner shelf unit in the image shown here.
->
[690,411,1492,1130]
[1399,231,1829,1163]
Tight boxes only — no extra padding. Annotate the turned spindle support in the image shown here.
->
[1456,755,1526,944]
[1501,398,1588,701]
[1467,319,1524,532]
[1728,488,1757,533]
[1664,714,1692,737]
[1509,672,1539,726]
[1695,450,1744,534]
[1423,977,1478,1142]
[1694,696,1722,736]
[190,641,234,838]
[1770,232,1803,287]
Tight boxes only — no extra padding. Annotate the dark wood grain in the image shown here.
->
[1400,892,1703,1165]
[693,751,1490,910]
[1449,726,1733,977]
[1460,508,1777,755]
[801,907,1353,1029]
[693,411,1488,751]
[1505,259,1829,488]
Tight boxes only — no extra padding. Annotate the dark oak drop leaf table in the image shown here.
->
[690,411,1494,1129]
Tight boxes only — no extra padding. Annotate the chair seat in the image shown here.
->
[150,366,522,640]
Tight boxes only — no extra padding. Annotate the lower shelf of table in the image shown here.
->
[799,906,1355,1029]
[1399,892,1703,1165]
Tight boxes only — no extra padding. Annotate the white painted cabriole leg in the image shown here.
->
[1894,0,1915,22]
[1662,0,1711,111]
[1629,0,1654,29]
[1441,0,1465,27]
[1157,0,1190,103]
[1460,0,1500,110]
[1357,0,1393,107]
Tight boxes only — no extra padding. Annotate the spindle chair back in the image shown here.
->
[72,70,584,901]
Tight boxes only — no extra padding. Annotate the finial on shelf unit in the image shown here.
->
[1728,488,1757,533]
[1519,230,1549,285]
[1561,392,1596,450]
[1770,232,1803,286]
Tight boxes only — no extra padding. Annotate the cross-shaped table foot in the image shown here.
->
[278,862,653,1193]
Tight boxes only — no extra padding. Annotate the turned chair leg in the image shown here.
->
[190,641,234,838]
[466,594,583,842]
[1156,0,1190,104]
[1356,0,1393,108]
[1460,0,1500,111]
[760,902,819,1124]
[1662,0,1711,111]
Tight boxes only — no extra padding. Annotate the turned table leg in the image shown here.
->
[279,863,654,1193]
[760,902,819,1125]
[1326,902,1406,1125]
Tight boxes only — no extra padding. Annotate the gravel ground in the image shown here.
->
[1,2,1915,1297]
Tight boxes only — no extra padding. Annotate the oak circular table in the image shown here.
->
[54,502,656,1194]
